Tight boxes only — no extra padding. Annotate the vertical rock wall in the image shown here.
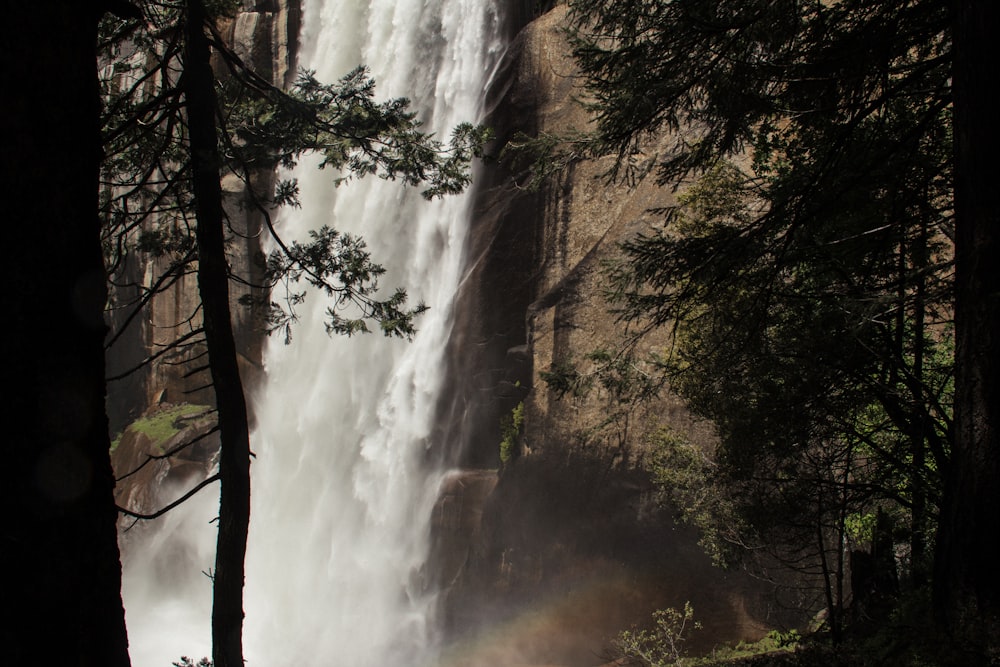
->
[438,5,781,664]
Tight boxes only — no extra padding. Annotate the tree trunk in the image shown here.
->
[910,213,929,584]
[1,1,131,664]
[183,2,252,665]
[934,0,1000,655]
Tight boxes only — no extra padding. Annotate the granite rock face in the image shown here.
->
[435,5,778,663]
[111,404,219,529]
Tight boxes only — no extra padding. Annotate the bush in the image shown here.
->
[499,401,524,464]
[616,602,701,666]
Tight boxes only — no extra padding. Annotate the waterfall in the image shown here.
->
[120,1,503,664]
[245,0,501,663]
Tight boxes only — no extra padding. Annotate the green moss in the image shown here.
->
[113,403,213,453]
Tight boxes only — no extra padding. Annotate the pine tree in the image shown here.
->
[564,0,997,650]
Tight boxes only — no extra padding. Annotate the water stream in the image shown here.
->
[121,1,502,664]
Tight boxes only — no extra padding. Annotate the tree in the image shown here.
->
[180,2,251,662]
[559,0,996,650]
[1,0,137,664]
[611,154,952,585]
[933,0,1000,651]
[100,2,487,665]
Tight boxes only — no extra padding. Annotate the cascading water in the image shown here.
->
[120,1,503,664]
[245,0,502,663]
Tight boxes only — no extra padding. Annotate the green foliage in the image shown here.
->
[499,401,524,464]
[224,67,492,199]
[694,629,801,665]
[501,129,600,191]
[99,6,490,347]
[224,68,491,342]
[844,511,878,545]
[626,155,953,583]
[611,591,974,667]
[568,0,951,182]
[240,225,428,343]
[766,629,801,650]
[648,428,743,567]
[615,602,701,667]
[561,0,956,636]
[539,358,584,398]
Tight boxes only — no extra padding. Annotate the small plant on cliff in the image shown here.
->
[615,602,701,667]
[110,430,124,453]
[499,401,524,465]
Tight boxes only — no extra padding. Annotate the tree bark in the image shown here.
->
[1,1,131,664]
[935,0,1000,655]
[183,2,252,665]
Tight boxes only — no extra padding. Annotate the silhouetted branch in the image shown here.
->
[117,472,221,520]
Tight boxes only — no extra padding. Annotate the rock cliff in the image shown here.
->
[435,4,781,663]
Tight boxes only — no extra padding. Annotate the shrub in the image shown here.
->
[616,602,701,666]
[499,401,524,464]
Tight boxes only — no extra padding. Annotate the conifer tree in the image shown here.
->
[564,0,997,650]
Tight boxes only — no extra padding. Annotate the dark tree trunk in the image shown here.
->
[183,1,252,665]
[910,213,929,584]
[1,1,131,664]
[935,0,1000,655]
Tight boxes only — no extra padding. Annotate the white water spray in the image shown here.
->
[121,1,502,664]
